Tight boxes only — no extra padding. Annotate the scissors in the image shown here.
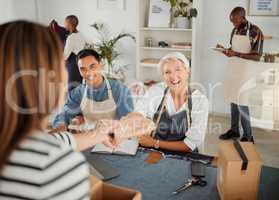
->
[172,177,207,195]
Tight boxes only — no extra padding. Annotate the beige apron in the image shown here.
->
[80,78,117,123]
[224,23,257,106]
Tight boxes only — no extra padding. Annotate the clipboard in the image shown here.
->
[210,47,226,52]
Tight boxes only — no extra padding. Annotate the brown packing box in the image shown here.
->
[217,141,263,200]
[90,176,141,200]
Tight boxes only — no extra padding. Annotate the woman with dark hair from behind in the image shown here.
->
[0,20,114,199]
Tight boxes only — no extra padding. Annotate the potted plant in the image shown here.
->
[174,0,193,29]
[162,0,178,28]
[87,23,135,81]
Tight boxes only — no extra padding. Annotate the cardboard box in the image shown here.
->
[217,141,262,200]
[90,176,141,200]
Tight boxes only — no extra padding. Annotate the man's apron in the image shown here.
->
[224,22,259,106]
[80,78,117,123]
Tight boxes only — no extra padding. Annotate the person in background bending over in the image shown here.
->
[49,19,69,46]
[64,15,86,91]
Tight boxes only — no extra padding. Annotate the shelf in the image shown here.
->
[140,27,192,32]
[140,46,192,52]
[140,63,158,68]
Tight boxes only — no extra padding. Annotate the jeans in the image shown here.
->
[231,103,252,138]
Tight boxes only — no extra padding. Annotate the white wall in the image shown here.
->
[0,0,37,23]
[1,0,278,115]
[200,0,279,114]
[37,0,137,82]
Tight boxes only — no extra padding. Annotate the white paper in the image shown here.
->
[210,47,225,52]
[148,0,171,28]
[68,122,96,132]
[91,138,139,155]
[249,0,279,16]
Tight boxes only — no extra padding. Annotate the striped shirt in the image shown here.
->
[51,131,77,150]
[0,131,90,200]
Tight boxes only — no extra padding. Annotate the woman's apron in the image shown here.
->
[80,78,117,123]
[153,88,192,141]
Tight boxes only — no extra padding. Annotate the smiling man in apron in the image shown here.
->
[52,49,134,132]
[217,7,264,143]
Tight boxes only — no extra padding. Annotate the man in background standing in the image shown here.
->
[218,6,264,143]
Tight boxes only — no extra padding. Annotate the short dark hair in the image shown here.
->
[230,7,246,17]
[65,15,79,28]
[77,49,101,62]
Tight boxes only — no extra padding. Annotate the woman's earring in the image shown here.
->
[82,79,86,84]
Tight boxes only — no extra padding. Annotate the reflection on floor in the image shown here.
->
[204,114,279,168]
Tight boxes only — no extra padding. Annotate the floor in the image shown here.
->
[203,114,279,168]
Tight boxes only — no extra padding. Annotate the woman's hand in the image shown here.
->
[71,116,85,125]
[121,112,144,120]
[48,123,67,134]
[138,135,156,148]
[95,119,122,149]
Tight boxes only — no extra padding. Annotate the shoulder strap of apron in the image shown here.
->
[104,77,113,99]
[247,22,251,36]
[151,87,169,137]
[82,85,88,100]
[233,22,251,36]
[246,22,253,44]
[186,88,193,127]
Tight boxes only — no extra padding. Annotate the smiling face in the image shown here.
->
[78,55,103,88]
[161,58,190,93]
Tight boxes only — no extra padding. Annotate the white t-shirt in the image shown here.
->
[64,32,86,60]
[135,82,209,150]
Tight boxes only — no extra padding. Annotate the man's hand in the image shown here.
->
[216,44,225,49]
[94,120,122,149]
[138,135,156,148]
[48,124,67,133]
[223,49,238,57]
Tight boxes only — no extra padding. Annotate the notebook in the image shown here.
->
[91,138,139,156]
[210,47,225,52]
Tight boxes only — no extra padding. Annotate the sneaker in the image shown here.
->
[219,130,240,140]
[240,136,248,142]
[240,136,255,144]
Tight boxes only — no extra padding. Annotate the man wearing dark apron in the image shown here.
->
[64,15,85,91]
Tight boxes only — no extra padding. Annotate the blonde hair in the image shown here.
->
[0,20,64,171]
[158,52,190,73]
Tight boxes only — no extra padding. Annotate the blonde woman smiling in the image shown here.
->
[135,52,208,152]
